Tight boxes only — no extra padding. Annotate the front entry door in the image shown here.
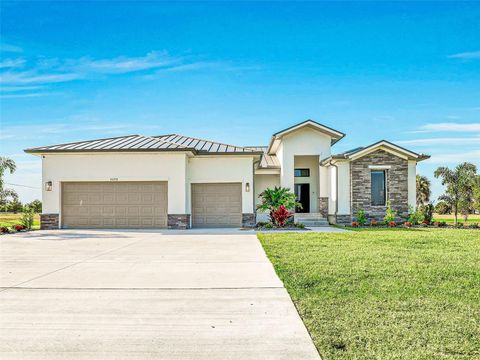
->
[294,183,310,213]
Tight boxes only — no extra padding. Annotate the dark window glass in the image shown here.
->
[294,168,310,177]
[371,171,386,206]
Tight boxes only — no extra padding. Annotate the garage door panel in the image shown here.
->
[192,183,242,228]
[62,181,168,229]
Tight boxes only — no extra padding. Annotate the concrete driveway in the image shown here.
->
[0,230,320,359]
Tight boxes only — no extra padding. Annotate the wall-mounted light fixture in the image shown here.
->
[245,182,250,192]
[45,181,53,191]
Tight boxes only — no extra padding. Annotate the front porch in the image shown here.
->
[254,154,330,225]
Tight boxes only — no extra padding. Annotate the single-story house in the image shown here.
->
[25,120,429,229]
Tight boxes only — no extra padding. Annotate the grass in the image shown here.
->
[0,212,40,230]
[258,228,480,359]
[433,213,480,225]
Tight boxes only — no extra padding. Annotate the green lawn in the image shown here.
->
[0,213,40,230]
[433,213,480,225]
[258,228,480,359]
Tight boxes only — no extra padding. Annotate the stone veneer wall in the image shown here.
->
[40,213,59,230]
[328,214,351,225]
[350,149,409,219]
[167,214,191,229]
[242,213,256,228]
[318,197,329,218]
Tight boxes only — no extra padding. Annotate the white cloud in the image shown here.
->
[69,51,181,74]
[426,150,480,164]
[0,58,26,69]
[396,136,480,146]
[0,92,56,99]
[0,71,80,85]
[0,43,23,53]
[415,122,480,133]
[448,50,480,60]
[0,51,231,90]
[0,85,44,92]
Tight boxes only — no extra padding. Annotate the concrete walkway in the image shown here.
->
[0,230,320,359]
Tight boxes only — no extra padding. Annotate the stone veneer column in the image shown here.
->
[318,197,329,217]
[40,213,59,230]
[242,213,256,228]
[167,214,191,229]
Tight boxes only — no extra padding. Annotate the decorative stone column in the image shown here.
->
[318,197,328,217]
[167,214,191,229]
[40,213,59,230]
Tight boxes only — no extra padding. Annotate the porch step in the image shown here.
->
[294,213,329,227]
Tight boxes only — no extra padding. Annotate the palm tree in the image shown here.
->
[257,186,301,220]
[0,157,18,211]
[416,175,431,207]
[0,156,16,190]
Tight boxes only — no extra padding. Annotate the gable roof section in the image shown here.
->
[321,140,430,164]
[25,134,263,155]
[245,146,280,169]
[268,119,345,154]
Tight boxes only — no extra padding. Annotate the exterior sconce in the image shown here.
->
[245,182,250,192]
[45,181,53,191]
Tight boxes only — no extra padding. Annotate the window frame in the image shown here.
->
[294,168,310,177]
[370,170,387,206]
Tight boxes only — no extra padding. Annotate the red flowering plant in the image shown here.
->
[14,224,25,231]
[351,221,359,228]
[388,221,396,227]
[0,226,9,234]
[271,205,293,227]
[404,221,412,227]
[370,219,378,226]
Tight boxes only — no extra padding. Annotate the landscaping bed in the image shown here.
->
[259,228,480,359]
[0,212,40,234]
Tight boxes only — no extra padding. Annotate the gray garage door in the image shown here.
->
[62,181,168,229]
[191,183,242,228]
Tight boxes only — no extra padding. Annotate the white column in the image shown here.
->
[408,160,416,209]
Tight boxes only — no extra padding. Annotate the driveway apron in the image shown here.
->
[0,229,320,359]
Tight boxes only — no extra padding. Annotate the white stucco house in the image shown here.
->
[25,120,429,229]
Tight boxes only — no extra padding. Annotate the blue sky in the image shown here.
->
[1,1,479,203]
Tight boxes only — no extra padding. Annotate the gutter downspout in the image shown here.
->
[252,159,261,221]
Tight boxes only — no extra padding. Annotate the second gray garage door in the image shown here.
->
[62,181,168,229]
[191,183,242,228]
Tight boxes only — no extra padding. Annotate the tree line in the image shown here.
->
[417,162,480,225]
[0,157,42,213]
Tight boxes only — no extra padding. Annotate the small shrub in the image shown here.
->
[356,208,367,226]
[388,221,396,227]
[0,226,9,233]
[256,221,268,227]
[21,206,35,230]
[383,201,396,224]
[469,223,479,229]
[420,203,434,224]
[454,222,464,228]
[404,221,412,227]
[271,205,292,227]
[351,221,359,228]
[264,223,274,229]
[294,222,305,229]
[408,205,423,225]
[439,221,447,227]
[370,218,378,226]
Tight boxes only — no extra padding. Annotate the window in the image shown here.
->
[294,168,310,177]
[371,170,386,206]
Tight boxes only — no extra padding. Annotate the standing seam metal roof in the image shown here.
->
[25,134,263,154]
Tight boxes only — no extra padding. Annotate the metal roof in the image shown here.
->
[245,146,280,169]
[25,134,263,155]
